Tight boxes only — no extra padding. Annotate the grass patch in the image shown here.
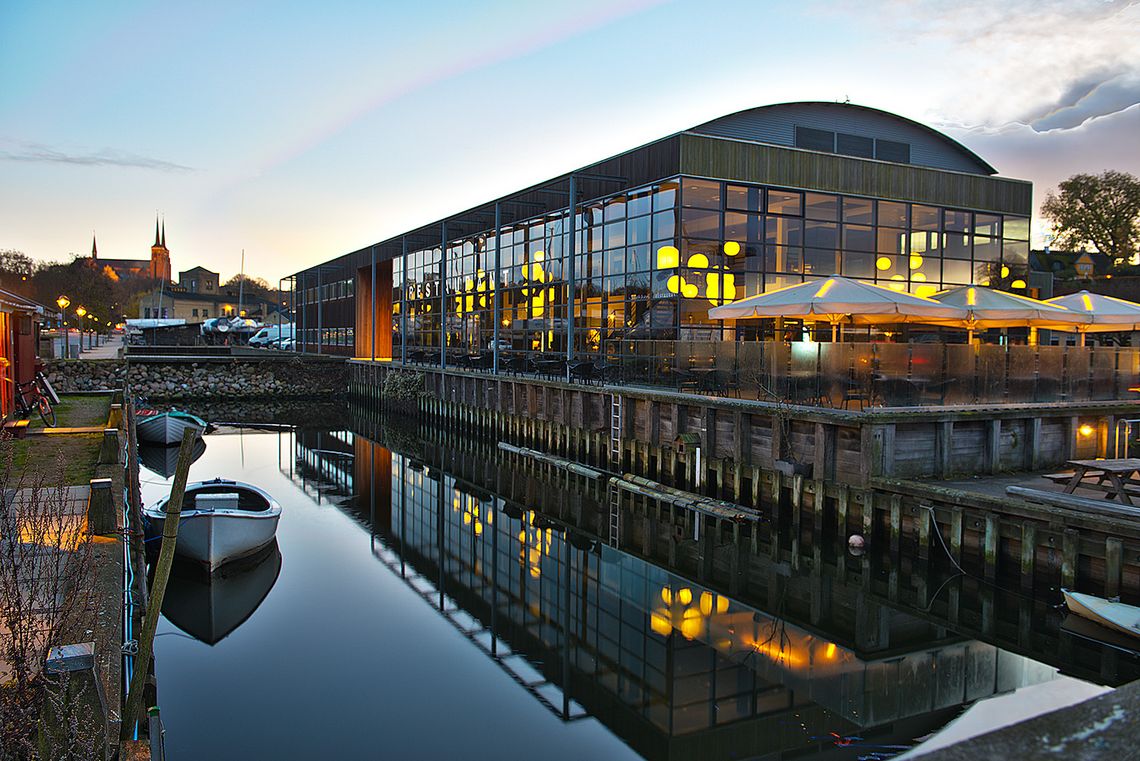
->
[5,394,111,485]
[5,434,103,485]
[28,393,112,430]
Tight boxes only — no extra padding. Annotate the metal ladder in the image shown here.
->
[608,394,622,547]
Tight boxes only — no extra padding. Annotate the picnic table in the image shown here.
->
[1054,458,1140,505]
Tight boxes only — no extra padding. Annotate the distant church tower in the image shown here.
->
[150,216,172,281]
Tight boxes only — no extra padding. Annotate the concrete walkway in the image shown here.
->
[76,335,123,360]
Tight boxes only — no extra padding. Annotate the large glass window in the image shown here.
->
[386,172,1030,350]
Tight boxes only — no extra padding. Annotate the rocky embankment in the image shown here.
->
[44,357,346,399]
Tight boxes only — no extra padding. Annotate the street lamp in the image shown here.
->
[56,296,70,359]
[76,306,87,351]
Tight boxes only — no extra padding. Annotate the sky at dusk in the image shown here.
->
[2,0,1138,285]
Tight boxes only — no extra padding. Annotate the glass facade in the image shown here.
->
[390,175,1031,355]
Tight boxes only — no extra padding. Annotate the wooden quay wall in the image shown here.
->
[349,360,1140,602]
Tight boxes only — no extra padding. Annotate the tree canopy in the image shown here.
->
[1041,170,1140,267]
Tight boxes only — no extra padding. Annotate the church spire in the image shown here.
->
[91,232,97,259]
[161,218,166,248]
[154,214,161,247]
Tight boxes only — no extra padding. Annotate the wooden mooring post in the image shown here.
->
[120,428,196,744]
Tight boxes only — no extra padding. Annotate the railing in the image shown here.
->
[394,341,1140,408]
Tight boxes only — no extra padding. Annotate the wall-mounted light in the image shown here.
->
[1078,424,1095,438]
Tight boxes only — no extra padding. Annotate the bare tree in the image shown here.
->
[0,445,99,760]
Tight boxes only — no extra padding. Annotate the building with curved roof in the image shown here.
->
[291,102,1032,359]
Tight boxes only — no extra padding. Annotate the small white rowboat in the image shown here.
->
[1063,589,1140,641]
[137,409,207,446]
[145,479,282,572]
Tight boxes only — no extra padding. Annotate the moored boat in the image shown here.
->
[137,408,208,446]
[144,478,282,571]
[1062,589,1140,641]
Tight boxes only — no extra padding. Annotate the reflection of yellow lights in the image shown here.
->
[723,241,741,256]
[1079,424,1095,437]
[656,245,679,269]
[1082,294,1093,312]
[1010,279,1026,289]
[876,256,891,271]
[910,255,923,269]
[678,587,692,605]
[661,587,673,605]
[687,253,709,269]
[814,279,835,298]
[705,271,734,303]
[915,284,938,298]
[912,272,927,282]
[18,517,89,549]
[966,287,976,306]
[825,642,837,659]
[1001,265,1010,278]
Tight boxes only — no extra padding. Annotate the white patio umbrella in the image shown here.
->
[930,285,1090,342]
[708,275,967,340]
[1045,290,1140,345]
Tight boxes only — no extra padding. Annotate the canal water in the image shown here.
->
[142,405,1138,760]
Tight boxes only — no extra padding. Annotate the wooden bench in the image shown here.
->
[1043,472,1080,484]
[1007,485,1140,520]
[2,419,30,439]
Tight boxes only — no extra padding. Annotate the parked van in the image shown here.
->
[249,323,294,348]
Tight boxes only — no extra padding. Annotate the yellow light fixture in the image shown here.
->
[910,254,923,269]
[723,241,741,256]
[656,245,679,269]
[75,306,87,317]
[687,252,709,269]
[875,256,891,271]
[912,272,927,282]
[56,295,70,309]
[1078,424,1095,437]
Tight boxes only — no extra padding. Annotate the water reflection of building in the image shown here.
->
[296,429,1066,761]
[286,429,356,504]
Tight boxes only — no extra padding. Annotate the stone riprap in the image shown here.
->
[44,357,346,400]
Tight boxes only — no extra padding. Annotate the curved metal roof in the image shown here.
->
[687,102,997,175]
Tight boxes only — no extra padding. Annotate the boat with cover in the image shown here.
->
[1063,589,1140,641]
[144,478,281,571]
[136,408,207,446]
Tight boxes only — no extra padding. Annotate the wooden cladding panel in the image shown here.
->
[354,261,393,359]
[680,134,1032,215]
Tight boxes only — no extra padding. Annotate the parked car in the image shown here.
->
[250,323,294,348]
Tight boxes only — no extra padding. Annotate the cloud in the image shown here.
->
[0,140,193,172]
[822,0,1140,131]
[1026,71,1140,131]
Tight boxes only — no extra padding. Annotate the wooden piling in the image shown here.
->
[120,428,196,743]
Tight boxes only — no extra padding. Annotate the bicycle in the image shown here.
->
[15,373,57,428]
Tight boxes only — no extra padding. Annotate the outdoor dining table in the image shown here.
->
[1059,458,1140,504]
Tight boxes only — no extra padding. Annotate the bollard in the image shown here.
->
[99,427,119,464]
[87,477,116,535]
